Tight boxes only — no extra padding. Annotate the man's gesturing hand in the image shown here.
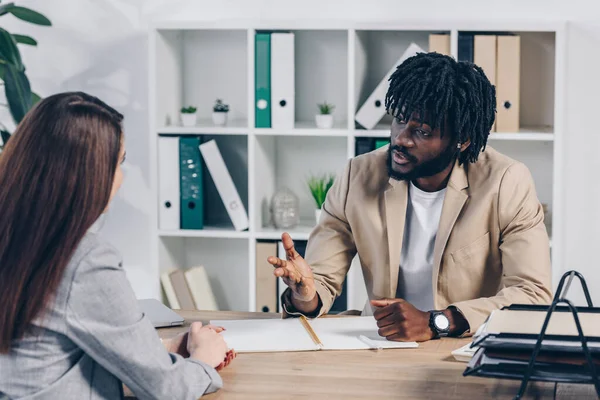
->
[267,232,319,314]
[370,298,434,342]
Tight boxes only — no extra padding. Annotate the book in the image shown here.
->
[209,316,419,353]
[184,266,218,311]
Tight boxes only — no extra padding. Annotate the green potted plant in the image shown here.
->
[315,101,335,129]
[308,173,335,224]
[212,99,229,126]
[0,4,52,150]
[180,105,197,127]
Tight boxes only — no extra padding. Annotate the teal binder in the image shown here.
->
[255,32,271,128]
[179,136,204,229]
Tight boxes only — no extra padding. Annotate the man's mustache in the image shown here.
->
[390,145,418,163]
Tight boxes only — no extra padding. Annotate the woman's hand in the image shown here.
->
[187,322,231,369]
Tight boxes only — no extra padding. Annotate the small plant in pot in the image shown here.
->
[180,106,197,127]
[315,101,335,129]
[212,99,229,126]
[308,173,335,224]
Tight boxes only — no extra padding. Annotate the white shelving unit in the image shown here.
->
[148,20,565,312]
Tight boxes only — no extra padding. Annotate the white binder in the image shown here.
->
[355,43,425,130]
[158,136,180,230]
[271,32,295,129]
[198,140,249,231]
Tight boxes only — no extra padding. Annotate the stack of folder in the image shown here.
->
[158,136,249,232]
[463,271,600,398]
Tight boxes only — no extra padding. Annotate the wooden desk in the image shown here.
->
[155,310,597,400]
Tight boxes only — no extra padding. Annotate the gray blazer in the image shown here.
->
[0,232,222,399]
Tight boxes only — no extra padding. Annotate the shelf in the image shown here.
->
[255,223,316,241]
[353,124,555,141]
[254,121,348,137]
[159,228,250,239]
[158,119,249,135]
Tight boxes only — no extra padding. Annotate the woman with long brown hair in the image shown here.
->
[0,92,232,399]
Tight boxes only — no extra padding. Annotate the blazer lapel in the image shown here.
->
[431,160,469,308]
[384,179,408,298]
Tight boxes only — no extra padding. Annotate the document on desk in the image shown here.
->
[209,316,419,353]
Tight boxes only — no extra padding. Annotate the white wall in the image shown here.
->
[6,0,600,305]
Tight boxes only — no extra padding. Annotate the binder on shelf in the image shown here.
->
[255,32,271,128]
[277,240,347,314]
[355,137,389,156]
[199,140,249,231]
[255,241,278,313]
[158,136,180,230]
[355,43,425,130]
[496,35,520,132]
[474,35,498,132]
[457,32,474,62]
[464,270,600,399]
[179,136,204,230]
[184,266,218,311]
[270,32,295,129]
[428,33,450,56]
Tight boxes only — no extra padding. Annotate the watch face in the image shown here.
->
[434,313,450,331]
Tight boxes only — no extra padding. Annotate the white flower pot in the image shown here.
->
[212,112,228,126]
[315,114,334,129]
[181,113,197,127]
[315,208,322,224]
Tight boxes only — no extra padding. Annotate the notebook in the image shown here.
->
[209,316,419,353]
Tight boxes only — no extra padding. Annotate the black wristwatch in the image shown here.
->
[429,310,450,338]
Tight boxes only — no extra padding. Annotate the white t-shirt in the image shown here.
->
[395,182,446,311]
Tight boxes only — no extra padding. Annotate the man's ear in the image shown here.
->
[458,139,471,153]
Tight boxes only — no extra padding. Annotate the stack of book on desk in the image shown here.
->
[463,270,600,398]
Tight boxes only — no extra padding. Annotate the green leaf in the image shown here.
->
[0,3,16,17]
[0,27,22,70]
[9,6,51,26]
[4,63,32,123]
[31,91,41,106]
[12,34,37,46]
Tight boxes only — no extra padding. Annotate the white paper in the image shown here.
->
[309,316,419,350]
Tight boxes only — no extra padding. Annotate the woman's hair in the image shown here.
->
[0,91,124,353]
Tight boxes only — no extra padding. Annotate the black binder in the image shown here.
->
[463,270,600,399]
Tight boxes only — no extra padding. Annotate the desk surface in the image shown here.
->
[155,310,597,400]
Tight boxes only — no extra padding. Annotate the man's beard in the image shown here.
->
[387,143,459,182]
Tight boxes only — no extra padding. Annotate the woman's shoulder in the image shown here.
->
[63,232,123,286]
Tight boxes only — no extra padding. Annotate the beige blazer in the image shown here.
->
[296,146,552,334]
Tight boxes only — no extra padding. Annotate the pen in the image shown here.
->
[358,334,383,351]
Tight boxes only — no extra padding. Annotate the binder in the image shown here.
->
[179,136,204,230]
[255,32,271,128]
[496,35,520,132]
[355,43,425,130]
[428,33,450,56]
[158,136,180,230]
[184,266,218,311]
[255,241,278,313]
[457,32,474,62]
[270,32,295,129]
[198,140,249,231]
[474,35,497,132]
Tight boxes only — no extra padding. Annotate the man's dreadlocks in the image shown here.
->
[384,51,496,164]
